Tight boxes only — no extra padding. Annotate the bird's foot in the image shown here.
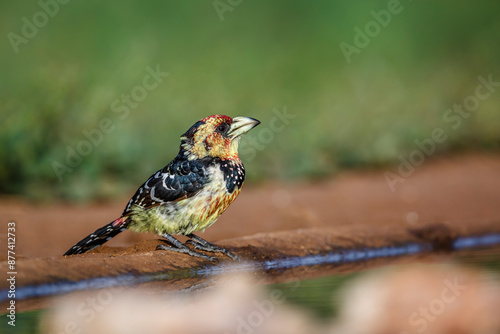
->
[157,233,218,262]
[186,234,240,261]
[186,241,240,261]
[156,244,217,262]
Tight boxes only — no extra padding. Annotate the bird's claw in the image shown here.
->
[225,251,240,261]
[186,240,240,261]
[156,244,217,262]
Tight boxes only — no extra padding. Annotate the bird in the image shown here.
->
[64,115,260,261]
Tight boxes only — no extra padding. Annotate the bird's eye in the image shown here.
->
[216,123,229,134]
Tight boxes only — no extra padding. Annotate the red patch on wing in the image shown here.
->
[112,217,126,227]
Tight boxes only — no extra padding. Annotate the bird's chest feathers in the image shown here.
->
[183,163,244,219]
[148,161,245,234]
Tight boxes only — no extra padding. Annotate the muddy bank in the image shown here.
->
[1,153,500,311]
[2,222,500,313]
[2,154,500,259]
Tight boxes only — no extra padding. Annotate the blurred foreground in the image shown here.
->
[42,264,500,334]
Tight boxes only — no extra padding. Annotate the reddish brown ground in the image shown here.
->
[1,153,499,259]
[1,153,500,312]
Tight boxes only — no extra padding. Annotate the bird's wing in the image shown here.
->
[121,157,212,216]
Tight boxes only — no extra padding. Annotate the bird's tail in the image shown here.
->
[64,217,130,255]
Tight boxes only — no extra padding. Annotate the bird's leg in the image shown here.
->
[186,234,240,261]
[156,233,217,262]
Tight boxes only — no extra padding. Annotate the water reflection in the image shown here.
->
[41,258,500,334]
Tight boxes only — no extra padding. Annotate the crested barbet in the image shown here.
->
[64,115,260,261]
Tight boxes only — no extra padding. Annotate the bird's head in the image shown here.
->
[180,115,260,160]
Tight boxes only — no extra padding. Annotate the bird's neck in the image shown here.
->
[178,142,241,163]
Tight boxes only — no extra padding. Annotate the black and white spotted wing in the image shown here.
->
[122,155,213,216]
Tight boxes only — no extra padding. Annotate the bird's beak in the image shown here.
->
[228,117,261,139]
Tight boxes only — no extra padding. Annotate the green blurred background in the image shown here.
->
[1,0,499,201]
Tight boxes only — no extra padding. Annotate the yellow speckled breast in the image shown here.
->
[129,165,243,236]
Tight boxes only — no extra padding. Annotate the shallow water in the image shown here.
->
[272,248,500,320]
[5,247,500,334]
[6,232,500,304]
